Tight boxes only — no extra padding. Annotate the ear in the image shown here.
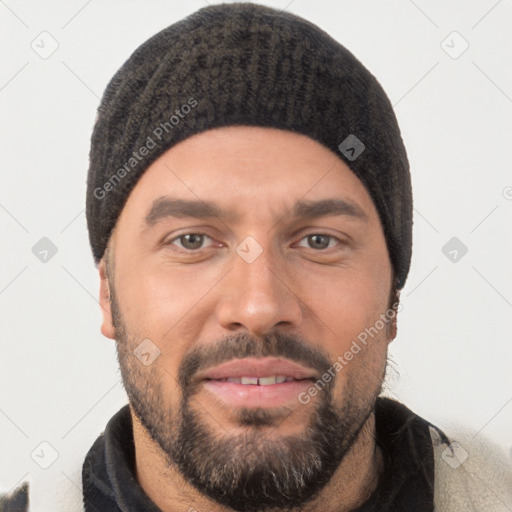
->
[387,291,400,342]
[99,258,115,340]
[388,314,398,341]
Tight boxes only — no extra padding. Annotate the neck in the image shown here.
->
[132,410,382,512]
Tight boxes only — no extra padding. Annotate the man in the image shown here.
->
[2,3,511,511]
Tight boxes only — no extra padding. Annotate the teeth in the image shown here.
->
[219,375,290,385]
[241,377,259,385]
[258,376,277,385]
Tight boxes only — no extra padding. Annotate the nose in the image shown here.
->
[215,243,303,336]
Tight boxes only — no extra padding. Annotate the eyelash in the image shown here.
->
[166,232,344,253]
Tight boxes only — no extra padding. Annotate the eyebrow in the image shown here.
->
[143,196,367,228]
[144,197,237,226]
[290,198,367,222]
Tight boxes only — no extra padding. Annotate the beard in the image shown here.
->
[111,292,384,512]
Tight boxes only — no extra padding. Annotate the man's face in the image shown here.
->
[100,126,396,511]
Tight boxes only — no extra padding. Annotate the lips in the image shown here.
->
[218,376,290,385]
[195,357,318,409]
[197,357,318,383]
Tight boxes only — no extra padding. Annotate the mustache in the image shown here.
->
[178,331,333,393]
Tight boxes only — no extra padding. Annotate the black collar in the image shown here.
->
[351,397,442,512]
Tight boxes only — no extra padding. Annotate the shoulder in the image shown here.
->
[0,482,28,512]
[1,455,85,512]
[430,425,512,511]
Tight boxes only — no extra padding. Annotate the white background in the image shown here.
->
[1,0,511,497]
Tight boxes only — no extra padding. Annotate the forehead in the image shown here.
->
[119,126,378,225]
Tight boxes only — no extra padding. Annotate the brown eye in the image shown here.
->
[297,234,338,250]
[171,233,213,251]
[180,234,204,249]
[307,235,331,249]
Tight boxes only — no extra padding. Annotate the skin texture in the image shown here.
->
[98,126,397,512]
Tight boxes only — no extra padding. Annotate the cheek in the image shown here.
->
[297,263,390,342]
[115,264,220,373]
[294,256,391,392]
[116,263,201,330]
[323,286,390,405]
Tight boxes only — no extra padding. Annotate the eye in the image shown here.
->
[168,233,214,251]
[296,234,340,250]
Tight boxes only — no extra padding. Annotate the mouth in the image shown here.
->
[197,358,318,408]
[210,375,311,384]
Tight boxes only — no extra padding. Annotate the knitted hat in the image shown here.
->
[86,2,413,289]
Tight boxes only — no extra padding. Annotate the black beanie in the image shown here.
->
[86,2,413,289]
